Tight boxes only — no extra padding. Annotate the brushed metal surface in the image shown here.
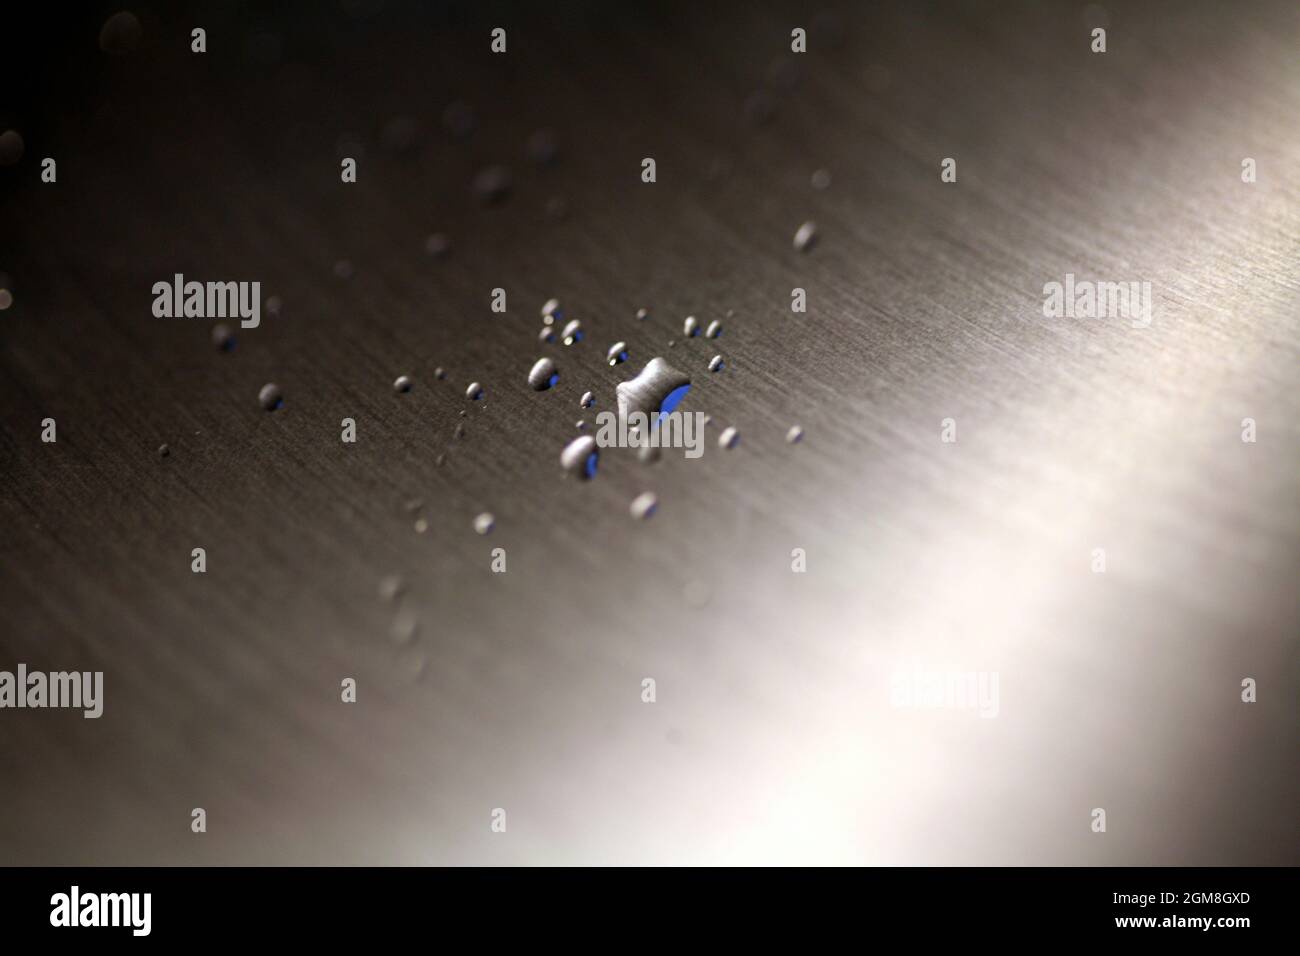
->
[0,1,1296,864]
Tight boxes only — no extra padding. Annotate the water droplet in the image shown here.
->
[538,326,557,344]
[442,101,476,139]
[390,608,419,644]
[638,444,661,464]
[617,357,691,421]
[473,165,512,204]
[560,435,599,479]
[786,425,804,444]
[434,367,446,380]
[708,355,725,373]
[811,169,831,190]
[718,426,739,449]
[793,221,817,253]
[0,288,12,310]
[0,130,24,167]
[528,357,559,390]
[393,375,413,393]
[466,382,484,401]
[425,233,451,258]
[580,391,594,408]
[212,323,235,352]
[541,298,562,324]
[636,307,650,321]
[413,517,429,534]
[607,341,629,365]
[561,319,583,345]
[379,575,405,602]
[683,316,700,337]
[576,420,586,430]
[704,321,722,340]
[99,10,142,55]
[454,422,466,440]
[630,491,659,520]
[265,295,282,317]
[435,453,446,466]
[333,259,354,279]
[258,383,284,411]
[158,443,170,458]
[526,128,559,166]
[473,512,495,535]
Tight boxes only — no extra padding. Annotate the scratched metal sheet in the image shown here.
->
[0,0,1296,864]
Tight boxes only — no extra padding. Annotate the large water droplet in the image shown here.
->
[393,375,413,393]
[466,382,484,400]
[562,319,584,345]
[683,316,700,337]
[528,357,559,390]
[617,357,691,422]
[560,435,599,479]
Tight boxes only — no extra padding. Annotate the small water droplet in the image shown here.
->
[630,491,659,520]
[425,233,451,258]
[718,426,739,449]
[526,128,559,166]
[379,575,405,602]
[434,367,447,380]
[473,165,512,204]
[473,512,495,534]
[454,422,466,440]
[99,10,142,55]
[0,288,12,310]
[561,319,584,345]
[393,375,413,393]
[708,355,725,372]
[538,326,557,344]
[638,444,661,465]
[466,382,484,400]
[265,295,282,317]
[636,307,650,321]
[413,517,429,534]
[576,419,586,430]
[258,383,284,411]
[580,391,594,408]
[528,357,559,390]
[0,130,24,167]
[606,341,629,365]
[811,169,831,190]
[786,425,804,444]
[541,298,562,324]
[390,607,419,643]
[793,221,818,253]
[560,435,599,479]
[212,323,235,352]
[158,443,170,458]
[683,316,699,337]
[333,259,354,279]
[705,319,722,339]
